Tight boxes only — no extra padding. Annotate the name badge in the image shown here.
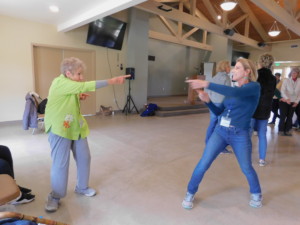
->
[220,116,231,127]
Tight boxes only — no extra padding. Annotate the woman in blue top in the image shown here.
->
[182,58,262,209]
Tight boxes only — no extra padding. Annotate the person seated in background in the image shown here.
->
[0,145,35,205]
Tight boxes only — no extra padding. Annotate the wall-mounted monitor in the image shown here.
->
[86,16,127,50]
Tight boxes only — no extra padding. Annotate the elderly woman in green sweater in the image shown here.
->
[44,57,130,212]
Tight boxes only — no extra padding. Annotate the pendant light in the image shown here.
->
[268,21,281,37]
[220,0,237,11]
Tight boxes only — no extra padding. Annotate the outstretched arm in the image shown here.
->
[107,75,131,85]
[95,74,131,89]
[187,79,259,97]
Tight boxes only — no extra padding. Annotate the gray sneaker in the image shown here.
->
[249,193,262,208]
[182,192,195,209]
[45,194,60,212]
[259,159,266,167]
[75,187,96,197]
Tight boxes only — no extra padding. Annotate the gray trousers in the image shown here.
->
[48,132,91,199]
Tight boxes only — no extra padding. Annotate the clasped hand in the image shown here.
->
[185,79,209,89]
[185,79,210,103]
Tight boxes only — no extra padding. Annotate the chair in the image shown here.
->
[0,175,69,225]
[30,91,45,134]
[0,174,21,206]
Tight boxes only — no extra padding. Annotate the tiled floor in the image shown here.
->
[0,111,299,225]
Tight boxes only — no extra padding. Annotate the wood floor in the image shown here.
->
[0,111,299,225]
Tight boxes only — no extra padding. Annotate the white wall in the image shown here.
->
[207,34,233,63]
[126,8,149,110]
[0,13,129,122]
[147,15,210,97]
[235,40,300,66]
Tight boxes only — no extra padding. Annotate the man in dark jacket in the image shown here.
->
[251,53,276,167]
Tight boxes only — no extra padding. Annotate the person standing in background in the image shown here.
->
[268,73,281,125]
[278,68,300,136]
[251,53,276,167]
[205,60,232,154]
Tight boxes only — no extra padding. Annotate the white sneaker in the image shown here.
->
[10,192,35,205]
[259,159,266,167]
[45,194,60,212]
[75,187,96,197]
[182,192,195,209]
[249,193,262,208]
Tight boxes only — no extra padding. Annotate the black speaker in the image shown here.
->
[126,68,135,80]
[257,42,266,47]
[224,29,234,36]
[148,55,155,61]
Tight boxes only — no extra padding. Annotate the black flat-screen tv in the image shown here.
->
[231,50,250,66]
[86,16,127,50]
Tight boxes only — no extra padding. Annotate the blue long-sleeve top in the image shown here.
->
[206,82,261,130]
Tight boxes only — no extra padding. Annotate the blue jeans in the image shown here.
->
[187,125,261,195]
[250,119,268,160]
[205,103,222,143]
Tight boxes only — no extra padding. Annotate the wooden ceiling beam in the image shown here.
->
[155,0,181,3]
[178,1,183,37]
[182,27,199,39]
[250,0,300,36]
[157,15,177,37]
[202,0,222,26]
[149,30,213,50]
[283,0,297,17]
[244,17,250,37]
[238,0,271,42]
[183,1,209,22]
[189,0,196,16]
[228,14,248,29]
[135,0,266,50]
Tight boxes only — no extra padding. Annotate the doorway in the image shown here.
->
[33,45,96,115]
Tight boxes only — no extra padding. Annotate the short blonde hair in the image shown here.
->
[60,57,86,76]
[258,53,274,69]
[216,60,230,73]
[236,57,257,82]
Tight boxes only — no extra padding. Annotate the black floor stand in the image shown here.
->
[122,79,139,115]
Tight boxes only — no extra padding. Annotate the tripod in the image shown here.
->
[122,79,139,115]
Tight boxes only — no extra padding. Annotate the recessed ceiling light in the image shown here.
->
[49,5,59,13]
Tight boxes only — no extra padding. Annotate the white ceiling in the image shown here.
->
[0,0,146,32]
